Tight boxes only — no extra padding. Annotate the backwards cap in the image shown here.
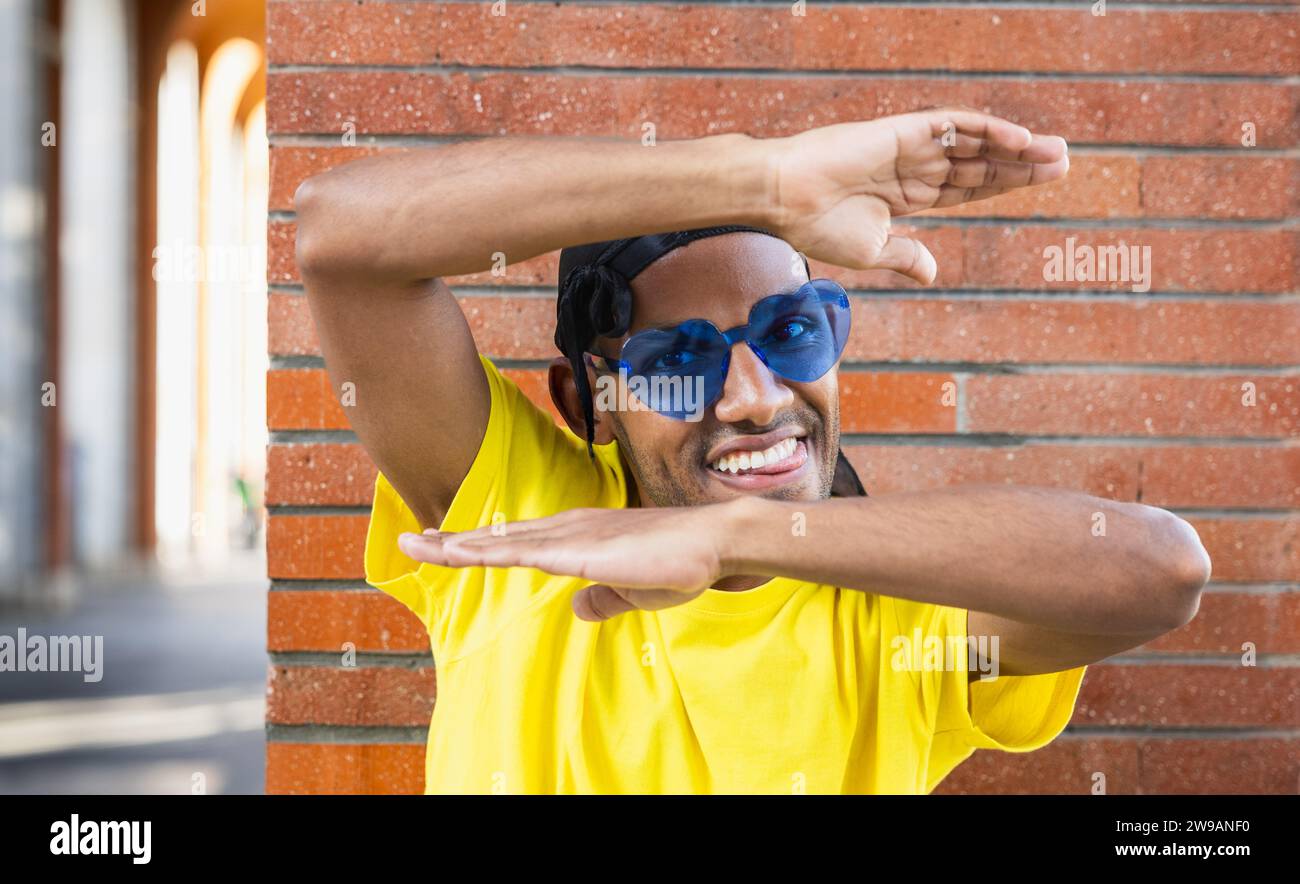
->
[555,225,867,497]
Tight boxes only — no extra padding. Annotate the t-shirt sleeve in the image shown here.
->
[362,354,626,656]
[938,601,1086,749]
[888,597,1087,792]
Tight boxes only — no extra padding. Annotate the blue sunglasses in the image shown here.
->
[585,278,851,420]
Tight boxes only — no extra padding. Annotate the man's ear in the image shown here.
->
[548,356,616,445]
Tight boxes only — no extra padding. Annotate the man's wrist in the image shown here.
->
[713,494,785,578]
[705,132,783,233]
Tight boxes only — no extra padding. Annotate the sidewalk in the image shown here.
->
[0,553,267,794]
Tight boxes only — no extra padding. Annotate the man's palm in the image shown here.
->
[398,506,728,621]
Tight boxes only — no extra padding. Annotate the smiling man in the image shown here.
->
[293,108,1212,794]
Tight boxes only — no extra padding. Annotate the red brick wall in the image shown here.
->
[264,1,1300,794]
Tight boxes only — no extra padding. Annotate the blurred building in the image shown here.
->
[0,0,267,603]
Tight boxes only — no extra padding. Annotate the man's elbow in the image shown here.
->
[1151,510,1212,632]
[292,174,333,279]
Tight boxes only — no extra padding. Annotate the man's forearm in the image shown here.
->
[719,486,1211,636]
[293,132,775,282]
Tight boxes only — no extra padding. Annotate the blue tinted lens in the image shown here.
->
[606,281,850,420]
[748,280,850,383]
[619,319,726,420]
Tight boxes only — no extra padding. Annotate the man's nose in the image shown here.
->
[712,342,794,426]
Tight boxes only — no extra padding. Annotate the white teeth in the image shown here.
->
[712,437,799,474]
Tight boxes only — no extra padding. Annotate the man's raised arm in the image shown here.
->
[291,133,775,529]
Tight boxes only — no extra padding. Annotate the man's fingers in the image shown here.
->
[399,531,551,570]
[930,184,1008,209]
[941,131,1067,165]
[926,109,1031,156]
[947,152,1070,190]
[572,585,640,622]
[421,509,580,543]
[869,235,937,285]
[571,584,697,621]
[924,107,1067,164]
[400,531,465,566]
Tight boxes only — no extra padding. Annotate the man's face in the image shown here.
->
[591,233,842,508]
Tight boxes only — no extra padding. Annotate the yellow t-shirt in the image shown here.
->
[364,355,1087,794]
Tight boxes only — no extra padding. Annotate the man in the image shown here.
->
[293,107,1212,794]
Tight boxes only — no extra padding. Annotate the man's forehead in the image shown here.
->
[623,275,807,334]
[624,239,809,332]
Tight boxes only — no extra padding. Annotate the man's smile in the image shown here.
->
[705,433,811,491]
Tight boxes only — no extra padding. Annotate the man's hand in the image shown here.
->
[765,106,1070,282]
[396,486,1210,676]
[397,504,743,622]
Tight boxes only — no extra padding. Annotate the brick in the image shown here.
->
[267,369,351,431]
[265,742,424,795]
[838,372,957,433]
[961,227,1297,294]
[266,514,370,580]
[268,219,298,285]
[1188,517,1299,583]
[459,296,559,359]
[1136,446,1300,508]
[267,3,1298,76]
[1141,156,1300,221]
[935,736,1300,795]
[267,290,320,357]
[811,445,1299,509]
[934,737,1138,795]
[845,299,1300,366]
[266,664,435,727]
[1076,664,1300,728]
[268,289,565,362]
[964,374,1299,438]
[265,72,1300,148]
[268,589,429,653]
[1137,738,1300,794]
[928,154,1140,220]
[1144,591,1300,655]
[266,442,377,506]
